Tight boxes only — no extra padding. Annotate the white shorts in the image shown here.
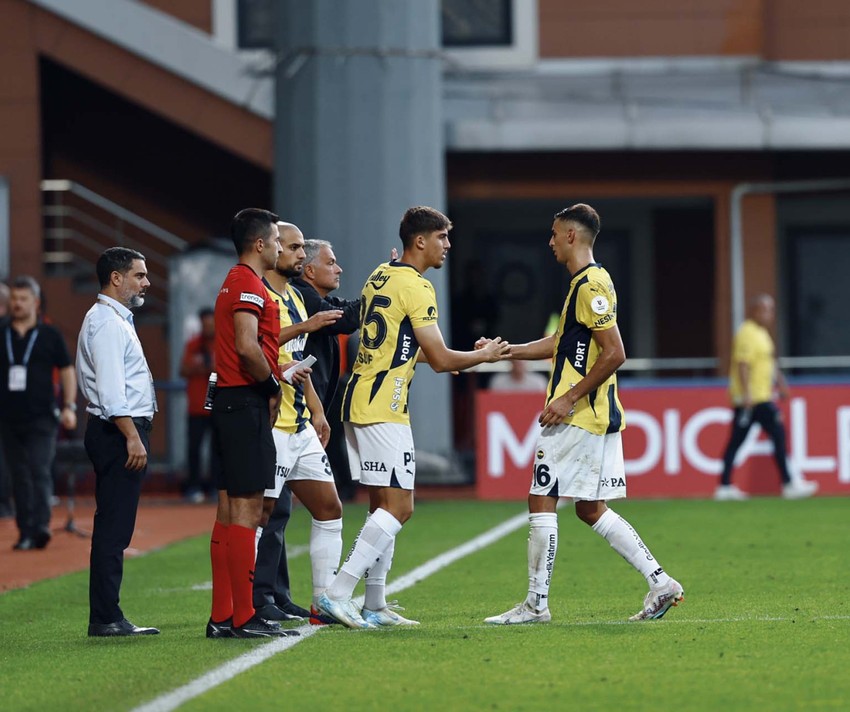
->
[264,424,334,498]
[344,422,415,490]
[530,424,626,501]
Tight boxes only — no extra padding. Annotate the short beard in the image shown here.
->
[128,294,145,309]
[279,266,303,279]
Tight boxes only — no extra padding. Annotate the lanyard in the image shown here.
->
[5,326,39,366]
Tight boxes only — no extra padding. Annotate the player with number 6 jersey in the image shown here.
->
[483,204,684,627]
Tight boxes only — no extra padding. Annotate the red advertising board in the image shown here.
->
[475,384,850,500]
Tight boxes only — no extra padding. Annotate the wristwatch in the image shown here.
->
[63,403,78,412]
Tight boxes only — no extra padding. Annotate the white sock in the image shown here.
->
[254,525,263,560]
[592,509,671,588]
[524,513,558,612]
[310,517,343,601]
[327,508,401,600]
[364,530,394,611]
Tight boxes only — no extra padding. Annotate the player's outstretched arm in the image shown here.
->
[476,334,555,361]
[415,324,510,373]
[278,310,343,345]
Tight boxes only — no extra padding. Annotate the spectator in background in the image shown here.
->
[0,276,76,550]
[179,307,219,503]
[489,360,549,392]
[715,294,819,501]
[292,239,361,502]
[0,280,12,518]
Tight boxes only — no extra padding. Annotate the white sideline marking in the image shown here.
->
[131,510,530,712]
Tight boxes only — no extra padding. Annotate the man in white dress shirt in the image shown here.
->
[76,247,159,637]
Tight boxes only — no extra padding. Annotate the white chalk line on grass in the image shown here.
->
[131,510,531,712]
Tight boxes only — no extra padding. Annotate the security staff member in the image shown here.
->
[77,247,158,637]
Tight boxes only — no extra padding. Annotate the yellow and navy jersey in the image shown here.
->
[263,278,310,433]
[729,319,775,405]
[547,263,625,435]
[341,261,438,425]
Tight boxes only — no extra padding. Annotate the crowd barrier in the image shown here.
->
[475,383,850,499]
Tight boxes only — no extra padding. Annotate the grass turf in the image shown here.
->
[1,498,848,711]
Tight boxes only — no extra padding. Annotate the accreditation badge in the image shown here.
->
[8,365,27,392]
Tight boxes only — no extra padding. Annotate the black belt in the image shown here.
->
[89,415,153,433]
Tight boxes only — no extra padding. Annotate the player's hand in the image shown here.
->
[313,414,331,447]
[283,361,312,385]
[538,393,575,427]
[269,391,282,425]
[124,434,148,471]
[304,310,343,333]
[390,247,399,261]
[479,336,511,362]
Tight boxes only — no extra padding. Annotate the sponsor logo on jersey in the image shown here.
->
[390,376,405,411]
[591,295,609,315]
[275,465,291,479]
[284,334,307,353]
[361,461,388,472]
[424,306,437,321]
[594,312,615,327]
[368,270,391,290]
[574,340,587,368]
[399,333,414,361]
[239,292,265,307]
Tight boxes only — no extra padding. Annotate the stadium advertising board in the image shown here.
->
[475,384,850,499]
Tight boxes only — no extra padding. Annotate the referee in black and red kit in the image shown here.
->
[206,208,297,639]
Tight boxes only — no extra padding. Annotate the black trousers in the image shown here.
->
[84,417,150,625]
[185,414,220,493]
[720,401,791,486]
[253,486,295,609]
[0,415,58,538]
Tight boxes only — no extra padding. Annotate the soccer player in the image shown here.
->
[316,205,511,629]
[256,222,348,624]
[484,204,684,625]
[715,294,818,501]
[207,208,294,639]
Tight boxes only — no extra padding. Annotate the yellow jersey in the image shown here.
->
[263,278,311,433]
[729,319,775,405]
[341,261,438,425]
[547,264,625,435]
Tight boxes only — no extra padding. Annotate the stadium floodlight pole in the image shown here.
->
[729,177,850,329]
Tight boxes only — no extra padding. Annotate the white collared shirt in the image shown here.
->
[76,294,156,421]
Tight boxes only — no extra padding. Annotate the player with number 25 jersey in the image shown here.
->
[340,262,438,425]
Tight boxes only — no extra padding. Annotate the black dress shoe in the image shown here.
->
[12,537,34,551]
[276,600,312,620]
[88,618,160,637]
[256,603,304,621]
[33,529,51,550]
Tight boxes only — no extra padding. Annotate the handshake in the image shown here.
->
[474,336,512,362]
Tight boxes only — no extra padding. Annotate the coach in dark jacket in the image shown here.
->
[292,240,360,411]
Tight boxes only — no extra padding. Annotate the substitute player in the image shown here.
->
[316,206,511,629]
[483,204,684,625]
[258,222,347,623]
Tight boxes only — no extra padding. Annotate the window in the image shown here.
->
[236,0,273,50]
[442,0,512,47]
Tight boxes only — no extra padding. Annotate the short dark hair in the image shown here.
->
[11,275,41,300]
[96,247,146,288]
[198,307,215,320]
[231,208,279,256]
[399,206,452,249]
[554,204,601,240]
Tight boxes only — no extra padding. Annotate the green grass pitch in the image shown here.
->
[1,498,848,711]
